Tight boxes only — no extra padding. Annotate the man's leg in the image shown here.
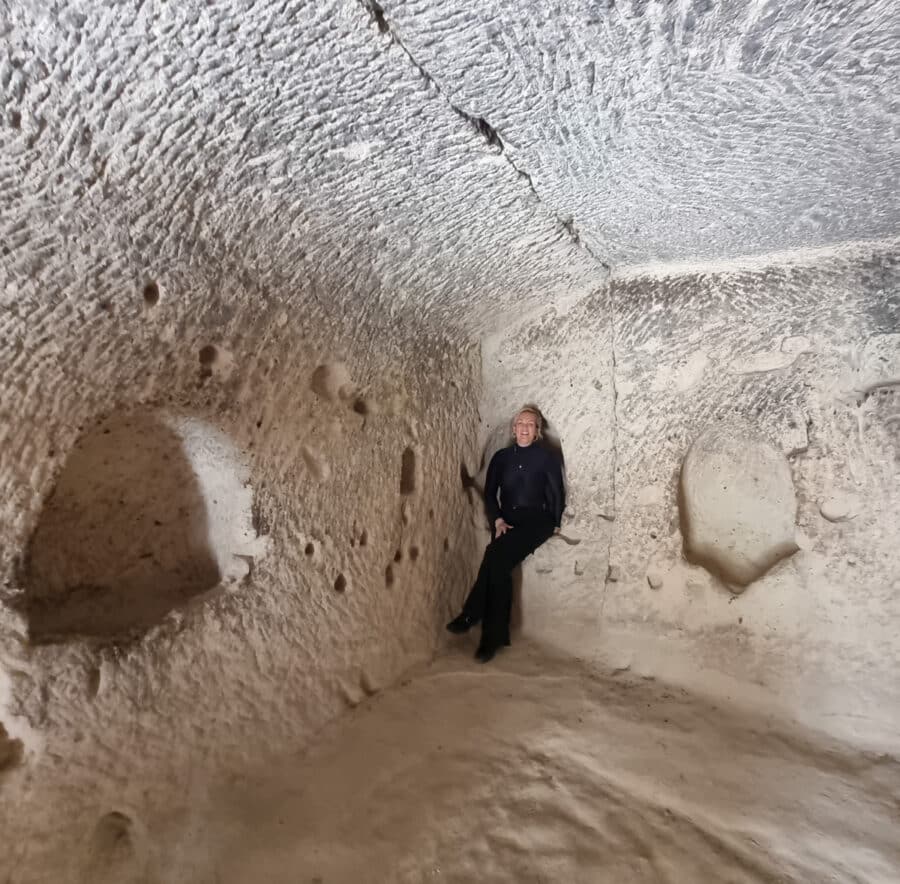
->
[446,538,494,633]
[477,518,554,659]
[480,553,514,651]
[447,528,499,635]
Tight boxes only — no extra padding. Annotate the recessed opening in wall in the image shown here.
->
[19,411,260,642]
[198,345,218,381]
[400,447,416,495]
[334,574,347,593]
[83,810,146,883]
[305,542,315,556]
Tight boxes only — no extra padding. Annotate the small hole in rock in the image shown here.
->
[443,537,449,551]
[199,345,218,365]
[394,549,402,562]
[409,546,419,561]
[400,447,416,495]
[87,666,101,698]
[359,530,368,547]
[385,564,394,587]
[143,281,160,306]
[353,398,369,415]
[304,543,314,556]
[334,574,347,593]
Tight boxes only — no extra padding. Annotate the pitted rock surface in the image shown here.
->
[1,2,899,882]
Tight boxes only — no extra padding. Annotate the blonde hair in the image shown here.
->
[511,404,544,440]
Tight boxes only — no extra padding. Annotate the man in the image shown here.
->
[447,405,565,662]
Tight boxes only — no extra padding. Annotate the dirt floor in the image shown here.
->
[203,637,900,884]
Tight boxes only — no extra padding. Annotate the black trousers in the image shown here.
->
[462,512,555,648]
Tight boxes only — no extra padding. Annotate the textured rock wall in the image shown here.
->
[0,0,600,337]
[484,241,900,715]
[0,315,483,880]
[2,0,898,879]
[480,288,615,644]
[374,0,899,265]
[608,242,900,695]
[0,2,562,877]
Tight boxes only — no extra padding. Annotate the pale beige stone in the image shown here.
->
[1,1,898,880]
[680,425,799,588]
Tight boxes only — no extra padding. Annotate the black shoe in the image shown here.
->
[475,643,498,663]
[446,613,474,634]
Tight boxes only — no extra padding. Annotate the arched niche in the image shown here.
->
[21,411,261,641]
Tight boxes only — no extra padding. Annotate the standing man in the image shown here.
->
[447,404,565,662]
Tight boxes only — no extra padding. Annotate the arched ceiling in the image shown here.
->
[0,1,600,334]
[377,0,900,267]
[2,0,897,333]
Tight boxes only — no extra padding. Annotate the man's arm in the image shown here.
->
[484,449,504,526]
[546,451,566,529]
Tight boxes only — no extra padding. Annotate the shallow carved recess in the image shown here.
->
[20,411,263,642]
[680,424,799,589]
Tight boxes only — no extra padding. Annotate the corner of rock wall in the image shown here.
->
[479,283,616,649]
[479,242,900,736]
[605,242,900,714]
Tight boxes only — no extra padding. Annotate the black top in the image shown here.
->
[484,443,566,528]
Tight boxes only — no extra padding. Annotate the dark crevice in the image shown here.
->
[466,114,503,150]
[355,0,609,271]
[362,0,390,34]
[600,282,619,619]
[562,217,581,247]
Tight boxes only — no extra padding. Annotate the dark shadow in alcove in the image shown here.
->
[18,412,220,642]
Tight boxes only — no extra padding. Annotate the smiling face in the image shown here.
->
[513,410,540,447]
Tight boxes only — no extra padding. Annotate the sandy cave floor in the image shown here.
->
[203,639,900,884]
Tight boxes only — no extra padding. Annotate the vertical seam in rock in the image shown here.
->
[600,281,618,623]
[356,0,609,272]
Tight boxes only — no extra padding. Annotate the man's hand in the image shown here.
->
[495,518,511,537]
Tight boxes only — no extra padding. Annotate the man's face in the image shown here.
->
[514,412,538,447]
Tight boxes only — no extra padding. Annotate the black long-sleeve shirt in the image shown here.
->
[484,443,566,528]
